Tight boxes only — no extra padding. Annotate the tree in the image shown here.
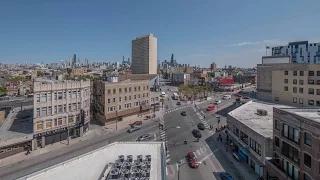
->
[11,76,26,82]
[37,71,43,77]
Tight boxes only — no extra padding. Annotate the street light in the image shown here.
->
[265,157,288,180]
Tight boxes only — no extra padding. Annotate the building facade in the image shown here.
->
[5,82,19,96]
[172,73,190,85]
[265,108,320,180]
[210,62,217,71]
[257,63,320,107]
[32,79,91,149]
[131,34,157,74]
[271,41,320,64]
[93,79,152,125]
[227,100,290,178]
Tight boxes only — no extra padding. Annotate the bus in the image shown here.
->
[172,93,179,100]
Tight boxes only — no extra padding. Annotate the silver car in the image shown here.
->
[138,134,151,141]
[127,125,141,133]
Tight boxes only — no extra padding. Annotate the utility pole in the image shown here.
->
[116,110,118,130]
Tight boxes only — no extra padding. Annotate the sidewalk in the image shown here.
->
[104,109,163,131]
[211,131,259,180]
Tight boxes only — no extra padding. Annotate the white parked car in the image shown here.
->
[215,100,222,104]
[223,95,231,99]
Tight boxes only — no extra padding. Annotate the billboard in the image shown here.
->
[219,78,234,85]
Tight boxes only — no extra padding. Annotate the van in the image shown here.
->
[206,97,212,100]
[207,105,215,111]
[215,100,221,104]
[223,95,231,99]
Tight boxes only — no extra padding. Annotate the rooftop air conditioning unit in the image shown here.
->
[109,168,120,179]
[257,109,268,116]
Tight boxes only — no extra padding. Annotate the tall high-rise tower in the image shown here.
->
[170,54,174,64]
[131,34,157,74]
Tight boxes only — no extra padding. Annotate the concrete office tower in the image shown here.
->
[32,79,91,149]
[131,34,157,74]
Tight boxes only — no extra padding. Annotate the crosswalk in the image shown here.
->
[165,105,192,114]
[159,116,171,163]
[192,106,215,135]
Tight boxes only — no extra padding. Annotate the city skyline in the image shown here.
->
[1,1,320,67]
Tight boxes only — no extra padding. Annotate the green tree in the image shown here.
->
[12,76,26,82]
[37,71,43,77]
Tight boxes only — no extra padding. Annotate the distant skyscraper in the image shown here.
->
[210,62,217,71]
[131,34,157,74]
[72,54,76,67]
[170,54,174,64]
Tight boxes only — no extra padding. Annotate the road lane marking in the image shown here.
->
[193,151,198,158]
[166,167,168,176]
[199,152,213,163]
[196,150,201,156]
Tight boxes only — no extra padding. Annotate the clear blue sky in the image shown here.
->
[1,0,320,68]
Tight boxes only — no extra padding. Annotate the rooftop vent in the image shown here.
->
[109,168,120,179]
[257,109,268,116]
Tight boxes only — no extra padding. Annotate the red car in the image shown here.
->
[129,121,142,127]
[187,152,199,168]
[207,105,215,111]
[234,94,241,97]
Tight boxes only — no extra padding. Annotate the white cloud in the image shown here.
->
[228,39,286,47]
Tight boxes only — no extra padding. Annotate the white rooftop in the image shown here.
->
[228,100,291,138]
[280,108,320,123]
[18,142,166,180]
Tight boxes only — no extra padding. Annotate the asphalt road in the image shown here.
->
[0,119,162,180]
[0,98,33,108]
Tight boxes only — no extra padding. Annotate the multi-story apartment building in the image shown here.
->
[172,73,190,85]
[32,79,91,149]
[227,100,290,177]
[131,34,157,74]
[271,41,320,64]
[265,107,320,180]
[93,75,152,125]
[257,63,320,107]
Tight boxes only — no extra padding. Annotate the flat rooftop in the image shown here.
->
[279,108,320,123]
[18,142,166,180]
[228,100,291,138]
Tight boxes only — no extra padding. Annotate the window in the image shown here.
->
[58,105,63,113]
[41,93,47,102]
[113,89,116,94]
[124,88,127,93]
[68,116,74,123]
[72,103,77,111]
[293,87,297,93]
[233,125,239,137]
[36,94,40,102]
[48,106,52,115]
[317,101,320,107]
[129,87,132,92]
[308,80,314,84]
[107,89,111,94]
[143,93,145,97]
[293,71,297,76]
[299,80,304,85]
[134,87,137,92]
[134,95,136,99]
[63,104,66,112]
[45,120,52,129]
[146,93,148,97]
[119,88,122,93]
[118,105,122,110]
[119,97,122,102]
[293,79,297,84]
[274,97,279,101]
[299,88,304,94]
[36,122,43,131]
[58,92,63,100]
[304,173,312,180]
[284,79,288,83]
[68,91,71,98]
[240,131,248,144]
[36,108,40,117]
[293,97,297,103]
[282,141,299,163]
[285,71,288,75]
[299,71,304,76]
[304,153,311,168]
[125,96,127,101]
[54,106,57,114]
[284,86,288,91]
[41,107,47,116]
[283,124,300,144]
[304,132,312,147]
[77,90,80,98]
[250,138,261,156]
[317,89,320,95]
[63,92,66,99]
[69,103,71,111]
[309,71,314,76]
[129,96,131,100]
[317,71,320,76]
[146,86,149,89]
[274,136,280,147]
[58,118,63,125]
[308,100,314,106]
[299,98,303,104]
[72,91,76,98]
[138,86,141,91]
[113,98,116,102]
[275,119,280,130]
[108,99,110,103]
[54,92,57,100]
[308,88,314,95]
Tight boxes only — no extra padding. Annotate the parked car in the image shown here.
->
[207,105,215,111]
[234,94,241,97]
[181,111,187,116]
[130,121,142,127]
[220,172,234,180]
[214,100,222,104]
[223,95,231,99]
[243,96,250,99]
[197,123,205,130]
[176,102,181,105]
[192,129,202,138]
[187,152,200,168]
[137,134,151,141]
[127,125,142,133]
